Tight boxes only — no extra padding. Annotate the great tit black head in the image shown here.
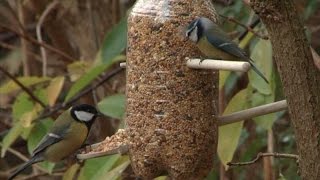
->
[70,104,101,123]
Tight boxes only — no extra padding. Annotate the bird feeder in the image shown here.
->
[125,0,218,179]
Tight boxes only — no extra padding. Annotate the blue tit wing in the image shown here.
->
[205,29,249,60]
[32,121,71,156]
[205,28,269,83]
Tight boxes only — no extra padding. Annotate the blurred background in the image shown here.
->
[0,0,318,179]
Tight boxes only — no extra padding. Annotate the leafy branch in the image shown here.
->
[0,66,47,108]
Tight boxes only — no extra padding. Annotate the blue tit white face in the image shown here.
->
[186,18,201,43]
[71,104,99,123]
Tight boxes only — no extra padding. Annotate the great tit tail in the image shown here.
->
[8,155,44,180]
[248,59,269,84]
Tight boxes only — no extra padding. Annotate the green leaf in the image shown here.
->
[12,92,34,121]
[64,63,109,102]
[252,92,277,130]
[218,89,248,167]
[98,94,125,119]
[100,16,127,65]
[249,39,273,95]
[1,123,23,157]
[27,118,53,153]
[97,160,130,180]
[91,155,121,180]
[78,156,116,180]
[0,76,50,94]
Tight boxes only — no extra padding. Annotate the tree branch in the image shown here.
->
[0,24,74,62]
[0,66,47,108]
[219,14,269,40]
[227,152,299,167]
[36,0,59,77]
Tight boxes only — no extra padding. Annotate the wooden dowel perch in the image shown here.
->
[120,59,251,72]
[186,59,251,72]
[218,100,287,126]
[120,62,126,68]
[77,144,129,160]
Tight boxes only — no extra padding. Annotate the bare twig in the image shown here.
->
[238,17,261,41]
[0,24,74,62]
[219,14,269,40]
[0,66,47,108]
[218,100,287,126]
[0,42,42,62]
[36,1,59,77]
[227,152,299,166]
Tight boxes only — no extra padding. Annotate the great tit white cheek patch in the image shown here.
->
[74,111,95,122]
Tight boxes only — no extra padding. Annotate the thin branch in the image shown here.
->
[238,17,261,41]
[219,14,269,40]
[0,42,42,62]
[218,100,287,126]
[0,66,47,108]
[0,24,74,62]
[227,152,299,167]
[36,0,59,77]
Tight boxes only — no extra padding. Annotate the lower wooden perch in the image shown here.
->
[77,129,129,160]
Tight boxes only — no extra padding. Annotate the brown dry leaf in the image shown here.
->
[47,76,65,106]
[310,46,320,70]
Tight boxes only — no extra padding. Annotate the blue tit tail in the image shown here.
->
[8,155,44,180]
[248,59,269,84]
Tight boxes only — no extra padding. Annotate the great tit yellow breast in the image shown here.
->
[43,121,88,162]
[197,36,241,61]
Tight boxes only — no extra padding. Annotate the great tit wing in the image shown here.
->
[205,28,249,60]
[32,123,70,156]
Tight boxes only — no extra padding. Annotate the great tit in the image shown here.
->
[8,104,101,180]
[185,17,269,83]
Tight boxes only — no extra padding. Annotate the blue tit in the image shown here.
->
[185,17,269,83]
[8,104,101,180]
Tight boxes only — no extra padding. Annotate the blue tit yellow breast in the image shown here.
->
[197,36,240,61]
[43,121,88,162]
